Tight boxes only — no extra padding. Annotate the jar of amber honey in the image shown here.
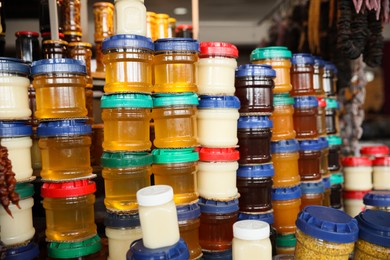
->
[290,53,315,96]
[270,94,296,141]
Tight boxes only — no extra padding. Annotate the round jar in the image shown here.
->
[250,46,292,93]
[325,97,340,135]
[342,156,373,191]
[31,58,87,119]
[198,42,238,95]
[343,190,370,217]
[270,94,296,141]
[102,34,154,93]
[101,152,152,211]
[5,241,39,259]
[146,12,157,41]
[197,95,240,147]
[322,176,331,207]
[295,206,358,259]
[155,13,169,39]
[237,116,273,164]
[114,0,146,35]
[197,147,239,200]
[0,57,31,120]
[313,57,325,96]
[300,181,324,210]
[46,235,102,260]
[318,137,330,176]
[363,191,390,212]
[101,93,152,151]
[298,139,322,181]
[235,64,275,115]
[152,93,198,148]
[330,173,344,209]
[15,31,40,64]
[93,2,114,42]
[153,38,199,93]
[293,96,319,139]
[37,120,93,181]
[360,145,389,159]
[327,135,342,171]
[372,156,390,190]
[290,53,315,96]
[67,42,93,88]
[176,24,193,38]
[0,121,33,181]
[317,97,327,137]
[271,139,300,187]
[276,234,296,255]
[127,238,189,260]
[41,180,97,241]
[42,39,68,59]
[323,62,337,96]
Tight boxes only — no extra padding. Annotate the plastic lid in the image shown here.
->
[127,238,189,260]
[5,242,39,260]
[176,24,193,30]
[15,31,39,37]
[299,139,322,151]
[361,145,390,156]
[152,148,199,164]
[68,42,92,48]
[343,190,371,199]
[198,197,239,214]
[272,185,301,201]
[233,220,270,240]
[318,137,329,149]
[330,173,344,185]
[199,42,238,58]
[271,139,299,153]
[342,156,372,167]
[154,38,199,52]
[41,32,65,39]
[101,152,152,168]
[198,147,239,161]
[300,181,325,194]
[31,58,86,75]
[41,180,96,198]
[373,156,390,166]
[237,116,273,129]
[47,235,102,259]
[313,56,325,67]
[155,13,169,19]
[101,34,154,52]
[153,93,199,107]
[296,206,359,243]
[317,97,327,108]
[250,46,292,60]
[104,211,140,228]
[238,211,274,225]
[273,93,294,106]
[37,120,92,137]
[202,249,232,259]
[237,163,274,178]
[291,53,314,65]
[355,210,390,247]
[327,135,342,146]
[0,121,32,137]
[177,203,201,221]
[136,185,174,207]
[15,183,34,199]
[325,98,339,109]
[363,191,390,207]
[276,234,296,247]
[100,93,153,108]
[293,96,318,108]
[198,95,240,109]
[235,64,276,78]
[322,177,331,189]
[0,57,30,75]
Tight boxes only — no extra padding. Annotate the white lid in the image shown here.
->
[136,185,174,206]
[233,220,270,240]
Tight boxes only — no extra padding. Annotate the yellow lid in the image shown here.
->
[156,13,169,19]
[68,42,92,48]
[168,18,176,23]
[147,11,156,17]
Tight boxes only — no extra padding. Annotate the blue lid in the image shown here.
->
[236,163,274,178]
[104,211,140,228]
[272,185,301,201]
[235,64,276,78]
[271,139,299,153]
[296,206,359,243]
[177,203,201,222]
[154,38,199,52]
[313,56,325,67]
[363,191,390,207]
[318,137,329,149]
[293,96,318,108]
[0,121,32,137]
[324,62,336,72]
[237,116,273,129]
[31,58,86,75]
[238,211,274,225]
[5,242,39,260]
[102,34,154,52]
[198,197,239,214]
[0,57,30,75]
[300,181,325,194]
[198,95,240,109]
[153,93,199,107]
[291,53,315,65]
[127,238,189,260]
[202,249,232,260]
[355,210,390,247]
[299,139,322,151]
[322,177,331,189]
[37,120,92,137]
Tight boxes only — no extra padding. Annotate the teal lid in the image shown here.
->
[250,46,292,61]
[152,148,199,163]
[327,135,342,146]
[100,93,153,108]
[47,235,102,259]
[101,152,153,168]
[153,93,199,107]
[276,234,296,247]
[330,173,344,185]
[273,93,294,106]
[15,183,34,199]
[325,98,339,109]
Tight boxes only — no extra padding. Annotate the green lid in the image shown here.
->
[327,135,342,146]
[101,152,153,168]
[273,93,294,106]
[100,93,153,108]
[276,234,296,247]
[153,93,199,107]
[330,173,344,185]
[325,98,339,109]
[47,235,102,259]
[152,148,199,163]
[15,183,34,199]
[250,46,292,61]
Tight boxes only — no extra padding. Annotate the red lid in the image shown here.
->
[343,190,371,199]
[199,42,239,58]
[41,180,96,198]
[317,97,326,108]
[197,147,240,161]
[360,145,389,156]
[176,24,193,30]
[373,156,390,166]
[15,31,39,37]
[342,156,372,167]
[41,32,65,39]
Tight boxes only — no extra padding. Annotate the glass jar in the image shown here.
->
[15,31,41,63]
[317,97,327,137]
[363,191,390,212]
[90,124,104,167]
[300,181,324,210]
[276,234,296,255]
[42,39,68,59]
[95,42,104,73]
[46,235,102,260]
[62,0,81,36]
[298,139,322,181]
[270,94,296,141]
[102,34,154,93]
[313,57,325,96]
[41,180,97,242]
[153,38,199,93]
[293,96,318,139]
[152,93,198,148]
[93,2,114,42]
[114,0,146,35]
[271,139,300,187]
[197,95,240,147]
[327,135,342,171]
[295,206,358,259]
[31,58,87,119]
[250,46,292,93]
[101,152,152,211]
[101,93,152,152]
[360,145,389,159]
[322,176,331,207]
[155,13,169,39]
[176,24,193,38]
[318,137,330,176]
[5,242,39,259]
[325,97,340,135]
[168,18,176,37]
[235,64,275,115]
[127,238,189,260]
[342,156,372,191]
[330,173,344,209]
[152,148,199,205]
[68,42,93,89]
[372,156,390,190]
[237,116,273,164]
[323,62,337,97]
[343,190,370,217]
[37,120,93,181]
[146,12,157,41]
[198,42,238,95]
[290,53,315,96]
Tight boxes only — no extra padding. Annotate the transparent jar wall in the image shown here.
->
[270,105,296,141]
[106,227,142,260]
[179,218,202,260]
[272,198,301,234]
[0,75,31,119]
[272,151,300,187]
[252,58,292,93]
